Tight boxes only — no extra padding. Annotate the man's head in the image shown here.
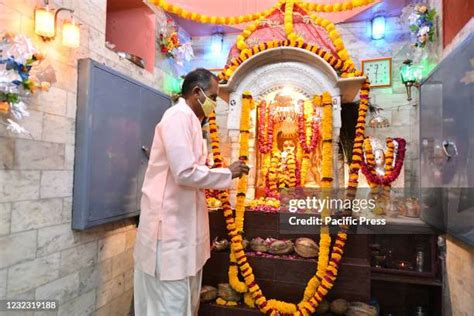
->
[181,68,219,118]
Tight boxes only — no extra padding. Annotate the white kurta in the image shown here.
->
[133,98,232,315]
[134,98,232,281]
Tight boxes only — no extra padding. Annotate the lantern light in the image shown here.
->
[34,1,79,48]
[371,16,386,40]
[62,18,80,48]
[211,32,224,55]
[34,6,55,38]
[400,59,422,101]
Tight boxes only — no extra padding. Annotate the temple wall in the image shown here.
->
[338,17,419,191]
[0,0,172,314]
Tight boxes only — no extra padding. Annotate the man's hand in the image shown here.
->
[229,161,250,179]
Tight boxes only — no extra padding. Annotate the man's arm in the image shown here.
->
[160,111,232,190]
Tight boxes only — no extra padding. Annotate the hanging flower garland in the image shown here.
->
[151,0,284,25]
[297,100,320,154]
[152,0,373,64]
[268,151,280,195]
[308,13,352,64]
[235,93,254,233]
[202,31,371,313]
[219,39,361,82]
[151,0,373,26]
[360,138,406,186]
[207,91,340,315]
[300,97,321,186]
[362,137,378,189]
[257,100,274,154]
[286,151,297,188]
[383,138,395,193]
[207,83,370,315]
[299,0,375,13]
[0,33,54,134]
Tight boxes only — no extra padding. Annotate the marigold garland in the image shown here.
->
[151,0,284,25]
[297,100,320,154]
[299,0,375,13]
[151,0,374,26]
[209,69,370,316]
[203,32,372,312]
[219,39,361,82]
[207,86,370,315]
[362,137,378,189]
[361,138,407,186]
[286,151,297,188]
[268,151,280,194]
[383,138,395,192]
[308,13,352,64]
[152,0,373,61]
[257,100,274,154]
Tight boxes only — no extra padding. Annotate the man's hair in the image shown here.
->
[181,68,218,97]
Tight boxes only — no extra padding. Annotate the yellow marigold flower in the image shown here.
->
[342,2,353,10]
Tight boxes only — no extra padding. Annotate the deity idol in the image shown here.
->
[275,131,298,189]
[255,91,324,197]
[366,138,391,214]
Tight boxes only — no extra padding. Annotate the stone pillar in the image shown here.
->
[332,95,342,189]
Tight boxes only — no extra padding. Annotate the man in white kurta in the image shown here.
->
[133,69,248,316]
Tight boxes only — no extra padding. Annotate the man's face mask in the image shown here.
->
[198,87,217,117]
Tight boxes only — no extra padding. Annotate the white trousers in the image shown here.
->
[134,241,203,316]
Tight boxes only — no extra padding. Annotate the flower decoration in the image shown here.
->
[408,4,436,48]
[158,17,194,65]
[159,30,180,58]
[249,197,281,213]
[0,32,54,134]
[297,100,320,154]
[164,0,379,312]
[361,137,406,186]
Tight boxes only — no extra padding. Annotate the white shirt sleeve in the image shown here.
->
[160,110,232,190]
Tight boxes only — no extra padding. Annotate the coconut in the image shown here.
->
[211,237,229,252]
[330,299,349,315]
[242,238,249,250]
[294,237,319,258]
[200,285,217,302]
[345,302,377,316]
[267,239,294,255]
[217,283,242,302]
[250,237,268,252]
[315,300,330,314]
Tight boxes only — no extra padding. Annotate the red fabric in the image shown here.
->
[227,6,338,61]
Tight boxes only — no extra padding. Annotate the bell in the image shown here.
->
[369,112,390,128]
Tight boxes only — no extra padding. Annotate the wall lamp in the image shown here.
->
[211,32,224,55]
[34,0,80,48]
[400,59,422,101]
[371,15,386,40]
